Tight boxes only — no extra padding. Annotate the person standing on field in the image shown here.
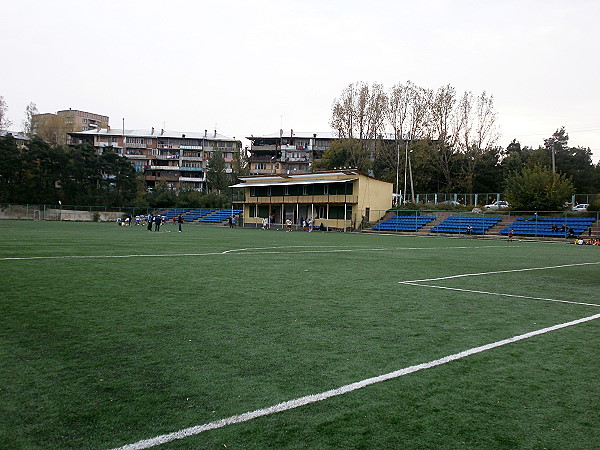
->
[154,214,161,232]
[178,214,183,232]
[147,213,153,231]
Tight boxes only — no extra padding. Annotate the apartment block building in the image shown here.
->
[245,130,337,175]
[68,128,242,191]
[32,109,109,145]
[56,109,109,131]
[0,131,30,148]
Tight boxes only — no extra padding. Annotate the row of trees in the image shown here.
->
[328,81,501,193]
[322,82,600,209]
[0,134,242,208]
[0,135,139,206]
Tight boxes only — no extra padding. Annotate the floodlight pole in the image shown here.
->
[408,150,415,204]
[402,139,409,205]
[395,141,400,206]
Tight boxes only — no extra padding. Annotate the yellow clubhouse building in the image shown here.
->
[230,170,393,230]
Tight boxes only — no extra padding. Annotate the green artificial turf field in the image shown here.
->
[0,220,599,449]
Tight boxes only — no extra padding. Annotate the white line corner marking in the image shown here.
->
[400,261,600,284]
[112,313,600,450]
[398,261,600,308]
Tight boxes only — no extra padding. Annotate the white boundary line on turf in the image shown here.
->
[401,282,600,308]
[0,244,515,261]
[112,312,600,450]
[400,261,600,283]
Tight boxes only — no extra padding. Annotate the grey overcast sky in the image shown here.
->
[2,0,599,161]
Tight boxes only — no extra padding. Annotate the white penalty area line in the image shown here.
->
[112,313,600,450]
[401,261,600,283]
[401,282,600,308]
[0,244,512,262]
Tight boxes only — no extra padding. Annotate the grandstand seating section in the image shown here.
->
[161,208,190,220]
[500,217,596,237]
[157,209,596,237]
[372,215,436,232]
[201,209,244,223]
[159,208,244,223]
[430,216,502,234]
[182,208,215,222]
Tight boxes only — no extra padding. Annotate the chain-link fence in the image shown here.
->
[405,193,596,207]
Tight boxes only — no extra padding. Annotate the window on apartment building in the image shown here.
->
[147,139,152,145]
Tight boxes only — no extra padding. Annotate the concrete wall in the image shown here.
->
[0,205,124,222]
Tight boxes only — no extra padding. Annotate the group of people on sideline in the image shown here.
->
[262,216,319,232]
[574,238,600,246]
[117,213,183,232]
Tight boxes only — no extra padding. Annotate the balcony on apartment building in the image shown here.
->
[123,153,147,159]
[146,174,179,182]
[249,155,279,162]
[181,156,203,162]
[180,176,205,183]
[250,144,279,152]
[156,154,180,160]
[97,142,120,148]
[283,156,309,162]
[179,166,202,173]
[148,165,181,171]
[281,166,310,175]
[124,143,146,149]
